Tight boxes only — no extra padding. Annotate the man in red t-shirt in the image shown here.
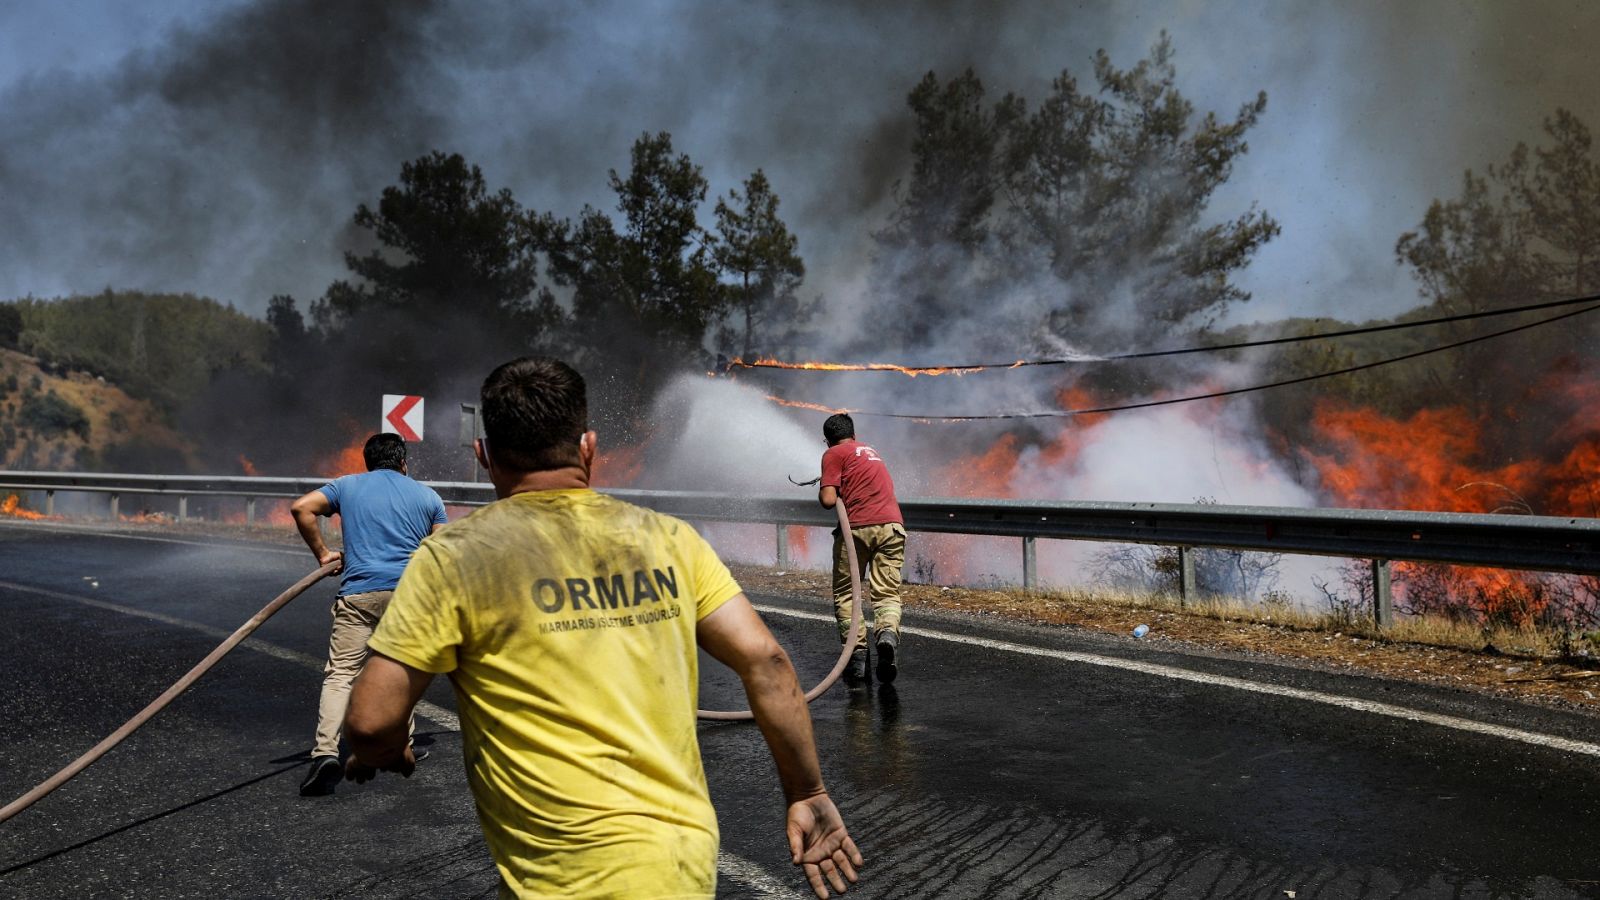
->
[818,413,905,684]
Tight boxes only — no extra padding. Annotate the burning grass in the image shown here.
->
[730,564,1600,712]
[1,493,54,520]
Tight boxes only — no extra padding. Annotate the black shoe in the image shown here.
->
[299,754,342,796]
[411,749,430,764]
[844,648,870,684]
[875,631,899,684]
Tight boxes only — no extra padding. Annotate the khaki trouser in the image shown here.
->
[832,522,906,649]
[313,590,413,758]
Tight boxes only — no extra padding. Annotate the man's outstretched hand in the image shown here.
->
[786,793,863,898]
[343,745,416,784]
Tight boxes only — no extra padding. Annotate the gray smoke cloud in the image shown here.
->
[7,0,1598,324]
[6,0,1600,592]
[7,0,1596,410]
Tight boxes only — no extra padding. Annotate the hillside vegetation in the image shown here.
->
[6,290,271,413]
[0,346,193,472]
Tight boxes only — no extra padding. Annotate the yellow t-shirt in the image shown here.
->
[369,489,742,899]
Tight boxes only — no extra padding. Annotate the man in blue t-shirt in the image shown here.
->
[290,433,448,796]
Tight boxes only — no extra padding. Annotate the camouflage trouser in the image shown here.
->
[832,523,906,649]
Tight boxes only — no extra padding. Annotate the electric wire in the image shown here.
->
[763,302,1600,422]
[731,291,1600,375]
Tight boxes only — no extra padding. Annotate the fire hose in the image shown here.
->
[697,498,862,721]
[0,560,341,826]
[0,500,860,821]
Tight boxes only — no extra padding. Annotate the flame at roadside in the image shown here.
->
[1304,389,1600,624]
[317,424,369,478]
[1,494,54,520]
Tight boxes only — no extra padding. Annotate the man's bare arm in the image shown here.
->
[290,490,341,570]
[818,485,838,509]
[344,651,433,779]
[698,595,862,897]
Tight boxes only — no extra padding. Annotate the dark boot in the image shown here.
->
[299,755,343,797]
[844,647,870,684]
[875,630,899,684]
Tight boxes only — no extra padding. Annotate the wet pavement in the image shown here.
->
[1,521,1598,898]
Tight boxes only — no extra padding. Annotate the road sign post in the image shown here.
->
[459,403,481,482]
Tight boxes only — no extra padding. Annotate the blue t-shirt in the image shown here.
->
[320,469,449,595]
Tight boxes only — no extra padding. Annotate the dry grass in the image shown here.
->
[0,347,192,470]
[729,564,1600,713]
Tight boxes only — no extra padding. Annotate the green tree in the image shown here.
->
[314,151,560,340]
[872,35,1277,350]
[0,303,21,349]
[712,170,809,359]
[880,70,1008,252]
[871,70,1015,347]
[8,291,270,413]
[19,391,90,440]
[1000,34,1278,335]
[1394,108,1600,425]
[541,132,725,356]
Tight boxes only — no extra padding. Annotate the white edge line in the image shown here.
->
[0,518,307,555]
[753,604,1600,759]
[0,579,458,731]
[716,850,806,899]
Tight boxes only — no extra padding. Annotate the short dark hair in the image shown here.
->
[481,357,588,471]
[364,433,407,472]
[823,413,855,445]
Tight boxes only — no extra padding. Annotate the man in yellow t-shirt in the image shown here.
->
[342,357,863,900]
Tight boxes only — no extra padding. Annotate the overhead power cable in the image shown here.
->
[732,291,1600,376]
[763,302,1600,422]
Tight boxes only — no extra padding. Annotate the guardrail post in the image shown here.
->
[776,525,790,569]
[178,496,188,522]
[1372,559,1394,630]
[45,490,54,516]
[1178,546,1196,607]
[1022,536,1037,591]
[246,497,257,526]
[109,493,119,520]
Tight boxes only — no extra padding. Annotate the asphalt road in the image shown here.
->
[1,521,1598,899]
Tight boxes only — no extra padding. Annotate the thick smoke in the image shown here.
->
[7,1,1600,320]
[7,1,1600,594]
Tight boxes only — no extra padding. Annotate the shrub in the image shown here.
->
[19,391,91,440]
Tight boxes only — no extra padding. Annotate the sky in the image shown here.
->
[3,0,1600,332]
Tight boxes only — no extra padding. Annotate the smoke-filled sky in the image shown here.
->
[5,0,1600,331]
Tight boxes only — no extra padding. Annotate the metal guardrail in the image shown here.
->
[2,470,1597,628]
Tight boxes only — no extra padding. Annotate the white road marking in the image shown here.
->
[753,604,1600,759]
[0,519,306,556]
[716,851,807,898]
[0,580,459,731]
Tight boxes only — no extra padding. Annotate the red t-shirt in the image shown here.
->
[820,439,903,528]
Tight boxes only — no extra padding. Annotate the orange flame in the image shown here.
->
[1306,402,1543,514]
[238,455,260,476]
[1,494,51,520]
[1305,391,1600,622]
[932,384,1108,498]
[733,356,1003,378]
[317,425,369,479]
[765,395,851,414]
